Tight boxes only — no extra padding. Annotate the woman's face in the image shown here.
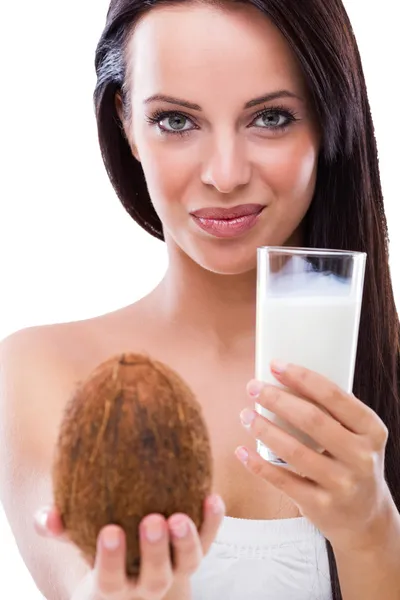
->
[121,2,321,274]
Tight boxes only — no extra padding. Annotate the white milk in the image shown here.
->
[255,274,363,461]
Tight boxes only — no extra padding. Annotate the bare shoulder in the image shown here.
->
[0,319,97,395]
[0,307,128,385]
[0,317,123,599]
[0,321,81,396]
[0,305,146,462]
[0,323,88,470]
[0,314,118,422]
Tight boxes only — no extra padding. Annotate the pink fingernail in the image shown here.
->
[103,527,120,550]
[271,360,287,374]
[208,494,225,515]
[247,380,264,397]
[35,508,49,530]
[169,516,189,539]
[235,446,249,464]
[144,517,164,542]
[240,408,256,427]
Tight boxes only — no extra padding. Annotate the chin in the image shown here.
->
[167,224,302,275]
[191,246,259,276]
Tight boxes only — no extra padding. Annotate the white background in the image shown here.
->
[0,1,398,598]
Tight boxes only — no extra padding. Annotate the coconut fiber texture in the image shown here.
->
[52,353,213,577]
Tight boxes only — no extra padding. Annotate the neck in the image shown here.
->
[148,227,304,355]
[151,249,258,356]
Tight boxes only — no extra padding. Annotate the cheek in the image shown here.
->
[135,134,194,217]
[258,134,319,201]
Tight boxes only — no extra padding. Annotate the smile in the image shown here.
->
[190,207,265,239]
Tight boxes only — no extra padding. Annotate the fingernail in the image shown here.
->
[247,380,264,397]
[34,507,49,530]
[240,408,256,427]
[169,516,189,539]
[103,527,120,551]
[208,494,225,515]
[145,517,164,543]
[271,360,287,374]
[235,446,249,464]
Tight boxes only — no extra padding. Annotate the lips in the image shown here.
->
[190,204,266,239]
[190,204,265,220]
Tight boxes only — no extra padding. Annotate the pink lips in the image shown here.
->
[190,203,265,220]
[190,204,265,239]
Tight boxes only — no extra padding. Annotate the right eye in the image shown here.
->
[147,111,197,136]
[159,113,194,132]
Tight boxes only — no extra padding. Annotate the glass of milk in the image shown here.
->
[255,247,366,466]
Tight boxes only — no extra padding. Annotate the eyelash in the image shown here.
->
[145,104,299,138]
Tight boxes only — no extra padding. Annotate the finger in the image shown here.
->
[167,495,224,576]
[198,494,225,555]
[235,444,317,504]
[250,361,380,436]
[167,514,202,576]
[248,385,359,465]
[137,514,172,599]
[93,524,127,597]
[34,506,69,541]
[239,410,342,486]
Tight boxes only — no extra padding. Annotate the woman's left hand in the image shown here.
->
[236,360,398,554]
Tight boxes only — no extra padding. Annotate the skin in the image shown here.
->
[3,2,399,600]
[118,1,320,355]
[125,3,320,278]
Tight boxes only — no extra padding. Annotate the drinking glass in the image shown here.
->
[255,247,367,466]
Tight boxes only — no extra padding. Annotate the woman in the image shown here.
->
[1,0,399,599]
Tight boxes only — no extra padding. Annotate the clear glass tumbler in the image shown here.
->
[255,247,367,466]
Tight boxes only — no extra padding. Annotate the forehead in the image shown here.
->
[127,3,308,102]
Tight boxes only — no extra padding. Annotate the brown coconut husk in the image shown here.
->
[52,353,213,576]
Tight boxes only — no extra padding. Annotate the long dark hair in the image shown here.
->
[93,1,400,598]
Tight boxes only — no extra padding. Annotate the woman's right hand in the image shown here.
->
[34,493,225,600]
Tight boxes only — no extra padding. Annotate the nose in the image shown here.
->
[200,131,251,193]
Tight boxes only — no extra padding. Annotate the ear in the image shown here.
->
[115,92,141,162]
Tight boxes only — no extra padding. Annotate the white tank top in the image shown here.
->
[191,516,332,600]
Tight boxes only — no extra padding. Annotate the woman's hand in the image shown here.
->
[34,494,225,600]
[236,360,398,553]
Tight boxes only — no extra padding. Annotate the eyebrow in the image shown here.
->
[143,90,304,111]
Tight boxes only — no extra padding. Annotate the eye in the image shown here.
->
[146,110,197,135]
[159,113,193,132]
[251,106,298,132]
[254,112,286,128]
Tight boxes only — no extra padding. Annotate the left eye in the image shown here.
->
[253,111,290,129]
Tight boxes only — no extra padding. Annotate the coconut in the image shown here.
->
[52,352,213,576]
